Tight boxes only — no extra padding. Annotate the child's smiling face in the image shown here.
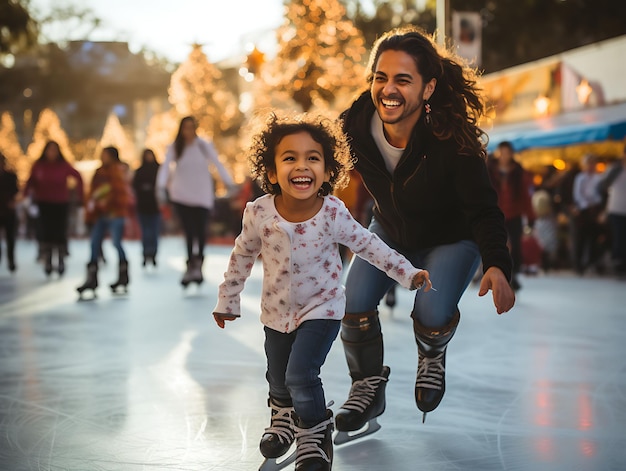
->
[268,131,330,202]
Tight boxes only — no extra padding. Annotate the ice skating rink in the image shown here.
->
[1,238,625,471]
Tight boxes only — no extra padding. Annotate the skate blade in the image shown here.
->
[333,417,381,445]
[259,447,296,471]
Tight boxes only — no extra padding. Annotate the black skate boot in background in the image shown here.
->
[42,243,53,277]
[181,255,203,288]
[110,260,129,294]
[259,397,296,471]
[294,410,334,471]
[55,244,66,275]
[413,309,460,423]
[77,262,98,300]
[334,310,388,444]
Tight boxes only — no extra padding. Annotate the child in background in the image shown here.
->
[213,112,431,471]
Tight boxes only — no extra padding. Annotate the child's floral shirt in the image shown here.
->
[214,194,421,333]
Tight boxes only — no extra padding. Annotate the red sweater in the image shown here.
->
[26,159,84,204]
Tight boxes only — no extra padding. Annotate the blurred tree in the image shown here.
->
[341,0,626,73]
[169,44,243,138]
[0,111,27,182]
[261,0,368,113]
[342,0,436,48]
[25,108,75,166]
[96,112,136,167]
[0,0,38,59]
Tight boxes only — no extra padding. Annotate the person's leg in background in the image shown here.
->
[109,216,129,291]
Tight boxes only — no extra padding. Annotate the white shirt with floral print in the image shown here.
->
[214,194,422,333]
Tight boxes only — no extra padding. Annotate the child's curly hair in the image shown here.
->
[247,111,354,196]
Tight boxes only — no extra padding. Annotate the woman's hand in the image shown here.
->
[213,312,240,329]
[412,270,432,292]
[478,266,516,314]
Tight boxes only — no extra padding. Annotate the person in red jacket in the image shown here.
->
[25,140,83,276]
[488,141,536,290]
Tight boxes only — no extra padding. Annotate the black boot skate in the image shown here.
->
[294,410,333,471]
[181,255,203,287]
[77,262,98,299]
[42,243,53,276]
[110,260,129,293]
[55,244,66,275]
[259,397,296,471]
[334,366,389,444]
[413,309,459,422]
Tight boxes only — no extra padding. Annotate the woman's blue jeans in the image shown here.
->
[344,218,480,328]
[264,319,340,427]
[138,213,160,257]
[89,216,126,264]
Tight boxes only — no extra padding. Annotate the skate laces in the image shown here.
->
[294,416,333,465]
[340,374,388,413]
[263,405,295,444]
[415,350,445,390]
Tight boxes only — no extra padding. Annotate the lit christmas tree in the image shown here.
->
[169,44,243,140]
[259,0,367,114]
[96,112,137,167]
[0,112,27,183]
[144,108,180,164]
[25,108,75,169]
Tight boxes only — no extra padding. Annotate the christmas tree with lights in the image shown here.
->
[260,0,367,114]
[0,112,27,183]
[25,108,75,168]
[169,44,243,141]
[96,112,137,167]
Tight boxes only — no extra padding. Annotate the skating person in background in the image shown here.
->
[0,152,19,273]
[77,146,132,297]
[572,154,605,275]
[132,148,161,267]
[336,26,515,435]
[156,116,234,287]
[24,140,83,277]
[598,145,626,277]
[212,112,432,471]
[488,141,535,290]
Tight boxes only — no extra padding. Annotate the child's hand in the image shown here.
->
[412,270,432,292]
[213,312,240,329]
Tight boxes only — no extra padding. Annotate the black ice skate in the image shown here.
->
[294,410,334,471]
[181,255,203,288]
[77,262,98,300]
[333,366,389,445]
[413,310,459,423]
[259,397,296,471]
[110,260,129,294]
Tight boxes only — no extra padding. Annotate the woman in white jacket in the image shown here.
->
[157,116,234,286]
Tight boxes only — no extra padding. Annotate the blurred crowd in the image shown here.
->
[1,138,625,284]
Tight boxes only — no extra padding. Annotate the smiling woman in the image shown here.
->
[30,0,284,63]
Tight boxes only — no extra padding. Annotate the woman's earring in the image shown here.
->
[424,100,432,125]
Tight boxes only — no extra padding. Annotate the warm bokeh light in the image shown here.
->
[25,109,76,168]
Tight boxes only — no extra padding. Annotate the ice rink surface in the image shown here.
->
[1,238,625,471]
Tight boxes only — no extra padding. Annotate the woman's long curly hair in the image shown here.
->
[247,111,354,196]
[367,26,488,158]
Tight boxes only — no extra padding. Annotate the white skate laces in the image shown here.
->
[340,374,388,413]
[415,350,445,390]
[263,404,295,445]
[294,416,333,465]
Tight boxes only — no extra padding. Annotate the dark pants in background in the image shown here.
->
[138,213,161,258]
[0,210,17,268]
[173,203,209,260]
